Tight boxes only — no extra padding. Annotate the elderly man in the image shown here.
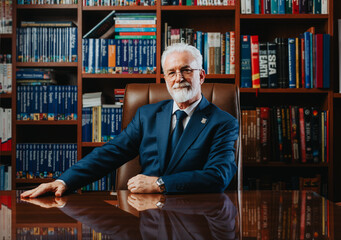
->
[21,43,239,198]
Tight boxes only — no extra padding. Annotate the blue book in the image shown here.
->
[17,86,22,120]
[271,0,279,13]
[278,0,285,13]
[70,27,78,62]
[151,39,156,74]
[133,39,139,73]
[287,38,296,88]
[196,31,203,65]
[115,39,122,74]
[128,39,134,74]
[146,39,151,74]
[88,38,95,74]
[203,33,208,73]
[115,27,156,32]
[254,0,260,14]
[140,39,147,74]
[323,34,330,88]
[304,32,311,88]
[310,32,313,88]
[82,38,89,73]
[100,39,108,73]
[122,39,129,74]
[54,85,58,120]
[225,32,230,74]
[240,35,252,88]
[42,86,48,120]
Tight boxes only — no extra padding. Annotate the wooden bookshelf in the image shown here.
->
[9,0,338,202]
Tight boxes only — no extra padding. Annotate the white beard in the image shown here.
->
[167,80,200,103]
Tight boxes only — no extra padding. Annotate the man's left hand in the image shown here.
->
[127,174,160,193]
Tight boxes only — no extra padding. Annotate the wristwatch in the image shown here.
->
[156,177,166,193]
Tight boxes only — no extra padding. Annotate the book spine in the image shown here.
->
[259,42,269,88]
[299,107,307,163]
[288,38,296,88]
[225,32,230,74]
[267,42,278,88]
[304,32,311,88]
[240,35,252,88]
[322,34,330,88]
[230,31,235,74]
[250,35,260,88]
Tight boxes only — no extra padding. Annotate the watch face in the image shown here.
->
[157,177,165,186]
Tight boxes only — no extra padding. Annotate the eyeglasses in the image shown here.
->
[164,68,201,80]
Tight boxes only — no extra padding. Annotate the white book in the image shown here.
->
[241,0,246,14]
[321,0,328,14]
[245,0,252,14]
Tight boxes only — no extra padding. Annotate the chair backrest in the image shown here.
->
[115,83,242,191]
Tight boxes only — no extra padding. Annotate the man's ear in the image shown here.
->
[200,69,206,85]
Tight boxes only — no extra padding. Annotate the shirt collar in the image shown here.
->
[172,95,202,118]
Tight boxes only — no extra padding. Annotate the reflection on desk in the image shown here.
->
[1,190,340,239]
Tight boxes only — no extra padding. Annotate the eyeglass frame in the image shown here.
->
[164,67,202,81]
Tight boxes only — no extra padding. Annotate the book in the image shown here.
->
[250,35,260,88]
[267,42,277,88]
[259,43,268,88]
[240,35,252,88]
[21,21,75,27]
[83,10,116,39]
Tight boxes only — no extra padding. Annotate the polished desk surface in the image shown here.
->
[1,190,340,239]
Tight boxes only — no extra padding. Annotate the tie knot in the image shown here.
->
[175,110,187,121]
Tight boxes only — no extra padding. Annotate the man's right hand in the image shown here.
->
[20,181,67,198]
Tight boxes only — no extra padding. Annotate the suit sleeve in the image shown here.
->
[58,108,143,191]
[161,117,239,193]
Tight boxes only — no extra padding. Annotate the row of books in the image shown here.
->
[82,106,123,142]
[16,68,57,86]
[83,0,155,6]
[16,227,78,239]
[241,106,329,164]
[17,0,77,3]
[0,0,12,34]
[16,85,78,121]
[16,27,78,63]
[240,190,329,239]
[161,0,235,6]
[16,143,77,179]
[82,224,112,239]
[240,32,330,89]
[164,27,236,74]
[0,107,11,151]
[0,165,11,190]
[0,195,11,240]
[81,171,116,191]
[241,0,328,14]
[82,38,157,74]
[0,54,12,94]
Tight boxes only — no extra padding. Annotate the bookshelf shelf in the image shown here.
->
[15,223,79,228]
[0,93,12,99]
[0,34,12,38]
[240,88,330,93]
[15,120,78,125]
[82,6,157,11]
[82,73,157,79]
[333,93,341,98]
[16,4,78,9]
[161,6,235,11]
[240,14,329,19]
[0,151,11,156]
[16,178,54,183]
[244,162,329,167]
[82,142,105,147]
[16,62,78,67]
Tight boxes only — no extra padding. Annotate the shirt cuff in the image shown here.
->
[55,179,67,188]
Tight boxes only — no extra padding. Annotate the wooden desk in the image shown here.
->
[1,190,340,239]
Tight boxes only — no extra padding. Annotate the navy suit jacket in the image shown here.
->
[59,96,239,193]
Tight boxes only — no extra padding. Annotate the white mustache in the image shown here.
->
[172,81,191,89]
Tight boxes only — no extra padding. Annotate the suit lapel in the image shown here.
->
[156,101,173,174]
[166,97,211,174]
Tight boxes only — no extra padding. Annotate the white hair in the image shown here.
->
[161,43,203,71]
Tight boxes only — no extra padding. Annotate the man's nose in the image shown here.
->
[174,71,184,83]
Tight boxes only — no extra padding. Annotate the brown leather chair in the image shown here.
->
[115,83,242,191]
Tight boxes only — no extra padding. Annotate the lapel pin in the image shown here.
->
[201,118,207,124]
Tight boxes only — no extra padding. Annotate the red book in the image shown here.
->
[301,37,305,88]
[230,31,236,74]
[315,34,323,88]
[260,0,265,14]
[299,107,306,163]
[250,35,260,88]
[292,0,299,14]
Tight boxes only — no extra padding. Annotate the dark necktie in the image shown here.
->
[170,110,188,155]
